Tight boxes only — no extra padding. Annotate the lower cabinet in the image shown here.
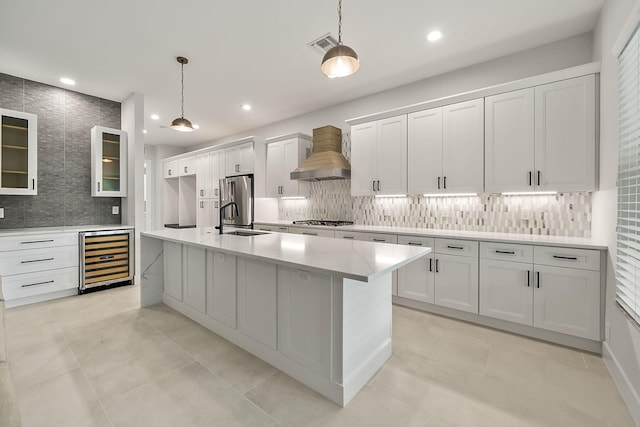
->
[206,250,237,328]
[183,246,206,313]
[397,236,435,303]
[434,253,479,313]
[278,267,332,375]
[163,241,183,301]
[237,258,278,349]
[196,199,219,228]
[480,258,533,325]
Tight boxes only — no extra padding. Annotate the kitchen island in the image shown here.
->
[140,228,429,406]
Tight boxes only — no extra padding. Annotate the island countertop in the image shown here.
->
[141,227,430,282]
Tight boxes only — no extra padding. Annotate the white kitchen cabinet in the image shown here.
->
[534,75,596,192]
[397,236,435,303]
[407,99,483,195]
[0,108,37,195]
[163,159,179,179]
[196,152,212,198]
[196,198,218,228]
[237,257,278,349]
[334,230,398,243]
[255,224,289,233]
[484,89,535,193]
[163,241,183,301]
[480,258,533,325]
[207,250,237,328]
[179,155,196,177]
[266,134,311,198]
[350,115,407,196]
[289,226,335,238]
[183,245,206,313]
[226,142,254,176]
[210,149,225,198]
[91,126,127,197]
[434,253,479,313]
[278,267,332,376]
[533,264,600,340]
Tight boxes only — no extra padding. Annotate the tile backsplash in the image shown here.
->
[279,132,592,237]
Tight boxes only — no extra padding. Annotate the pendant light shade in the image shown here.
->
[170,56,194,132]
[321,0,359,78]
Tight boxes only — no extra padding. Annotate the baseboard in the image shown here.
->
[603,341,640,426]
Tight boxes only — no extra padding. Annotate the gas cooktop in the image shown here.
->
[292,220,354,227]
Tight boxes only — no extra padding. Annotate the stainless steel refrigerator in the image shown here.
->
[219,174,254,228]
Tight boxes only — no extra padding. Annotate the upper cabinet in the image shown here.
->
[178,155,196,177]
[485,75,596,193]
[0,108,37,195]
[163,159,178,179]
[351,115,407,196]
[91,126,127,197]
[266,134,311,198]
[226,141,254,176]
[408,99,484,195]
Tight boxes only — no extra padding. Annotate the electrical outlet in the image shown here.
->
[112,206,119,215]
[0,207,4,219]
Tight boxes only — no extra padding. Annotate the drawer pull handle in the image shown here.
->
[20,239,54,244]
[527,270,530,287]
[343,236,354,239]
[553,255,578,261]
[407,242,423,246]
[373,239,386,242]
[278,227,288,231]
[495,250,515,255]
[302,232,317,236]
[536,271,540,288]
[429,258,433,272]
[435,259,439,273]
[447,245,464,250]
[21,257,54,264]
[21,280,54,288]
[100,255,115,260]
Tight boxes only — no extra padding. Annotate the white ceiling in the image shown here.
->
[0,0,605,147]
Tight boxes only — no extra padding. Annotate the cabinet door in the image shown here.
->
[179,156,196,176]
[183,246,206,313]
[278,267,332,376]
[350,121,377,196]
[91,126,127,197]
[534,75,596,192]
[484,89,535,193]
[238,142,254,174]
[434,254,479,313]
[225,146,240,176]
[163,241,182,301]
[225,142,254,176]
[237,258,278,349]
[164,160,179,179]
[207,251,237,328]
[196,152,211,198]
[408,108,443,195]
[397,253,435,303]
[282,138,310,197]
[0,109,37,195]
[479,259,533,325]
[196,199,214,228]
[266,141,283,197]
[376,115,407,195]
[442,99,484,193]
[533,265,600,340]
[210,150,224,198]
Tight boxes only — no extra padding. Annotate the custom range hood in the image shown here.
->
[290,125,351,181]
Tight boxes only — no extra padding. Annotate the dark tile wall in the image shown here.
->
[0,73,122,229]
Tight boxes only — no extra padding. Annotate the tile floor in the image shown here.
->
[4,284,635,427]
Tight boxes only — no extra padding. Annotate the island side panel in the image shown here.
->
[341,272,393,405]
[140,235,164,307]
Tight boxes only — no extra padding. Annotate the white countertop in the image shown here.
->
[256,221,607,250]
[0,224,134,237]
[141,227,430,282]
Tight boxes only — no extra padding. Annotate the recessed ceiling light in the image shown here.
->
[242,104,252,111]
[192,124,200,129]
[427,30,442,42]
[60,77,75,86]
[142,129,148,134]
[150,114,159,120]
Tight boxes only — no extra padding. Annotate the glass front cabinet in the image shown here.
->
[91,126,127,197]
[0,108,38,195]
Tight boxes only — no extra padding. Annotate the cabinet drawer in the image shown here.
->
[335,231,398,243]
[164,160,178,178]
[2,267,78,300]
[480,242,533,263]
[289,227,335,238]
[179,156,196,176]
[0,232,77,252]
[534,246,601,271]
[0,245,78,276]
[435,238,479,257]
[255,225,289,233]
[397,235,435,248]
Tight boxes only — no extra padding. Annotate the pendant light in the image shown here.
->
[321,0,360,78]
[170,56,195,132]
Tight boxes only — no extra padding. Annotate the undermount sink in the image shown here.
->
[225,230,269,237]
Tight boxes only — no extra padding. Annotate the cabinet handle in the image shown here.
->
[438,176,441,189]
[21,257,54,264]
[214,188,218,197]
[495,250,515,255]
[20,239,54,244]
[528,171,532,186]
[342,236,354,239]
[407,242,423,246]
[377,180,381,191]
[435,259,439,273]
[429,258,433,272]
[184,166,188,173]
[536,271,540,288]
[200,189,204,196]
[552,255,578,260]
[373,238,386,242]
[372,180,376,191]
[537,170,541,186]
[302,232,318,236]
[32,178,35,190]
[98,182,101,192]
[443,176,447,189]
[21,280,54,288]
[200,201,204,208]
[236,164,240,172]
[168,169,172,176]
[278,227,288,231]
[447,245,464,250]
[214,201,219,208]
[527,270,530,287]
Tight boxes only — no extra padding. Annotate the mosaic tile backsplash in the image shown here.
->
[279,132,592,237]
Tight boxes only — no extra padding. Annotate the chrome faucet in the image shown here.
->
[215,202,239,234]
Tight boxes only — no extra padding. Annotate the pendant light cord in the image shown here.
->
[180,62,185,119]
[337,0,343,44]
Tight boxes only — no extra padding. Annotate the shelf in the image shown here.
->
[2,124,28,131]
[103,139,120,144]
[2,170,28,175]
[2,144,28,150]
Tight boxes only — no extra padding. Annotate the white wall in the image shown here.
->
[194,33,593,148]
[592,0,640,424]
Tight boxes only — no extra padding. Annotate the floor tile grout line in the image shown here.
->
[242,368,279,395]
